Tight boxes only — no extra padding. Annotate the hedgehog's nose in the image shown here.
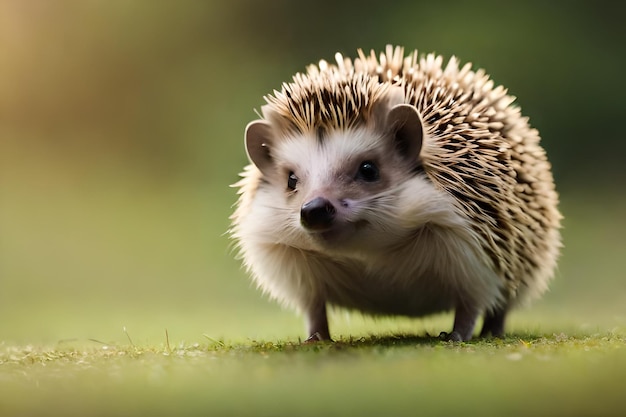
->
[301,197,336,230]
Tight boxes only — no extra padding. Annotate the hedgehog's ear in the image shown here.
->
[387,103,424,159]
[245,120,274,174]
[372,86,423,159]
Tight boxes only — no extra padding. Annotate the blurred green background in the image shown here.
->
[1,0,624,346]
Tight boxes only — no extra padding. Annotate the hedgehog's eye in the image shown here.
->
[356,161,380,182]
[287,171,298,190]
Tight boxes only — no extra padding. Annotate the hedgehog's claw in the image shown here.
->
[303,332,332,344]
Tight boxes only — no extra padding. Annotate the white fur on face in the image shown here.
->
[269,128,412,252]
[275,129,384,194]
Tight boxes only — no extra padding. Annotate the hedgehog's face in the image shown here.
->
[244,89,424,254]
[272,128,412,250]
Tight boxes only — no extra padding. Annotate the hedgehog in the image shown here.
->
[230,45,562,342]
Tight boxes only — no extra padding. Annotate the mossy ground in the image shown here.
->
[2,329,625,417]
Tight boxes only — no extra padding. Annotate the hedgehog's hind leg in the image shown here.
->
[479,306,508,338]
[440,303,480,342]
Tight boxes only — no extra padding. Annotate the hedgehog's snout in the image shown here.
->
[301,197,336,231]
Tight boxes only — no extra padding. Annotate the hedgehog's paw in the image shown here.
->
[439,331,465,342]
[303,332,333,344]
[304,332,324,343]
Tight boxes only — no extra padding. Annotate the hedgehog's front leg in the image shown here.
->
[304,301,331,342]
[440,302,480,342]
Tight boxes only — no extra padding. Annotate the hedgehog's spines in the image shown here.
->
[248,45,561,304]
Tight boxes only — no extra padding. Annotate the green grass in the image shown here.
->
[2,332,625,417]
